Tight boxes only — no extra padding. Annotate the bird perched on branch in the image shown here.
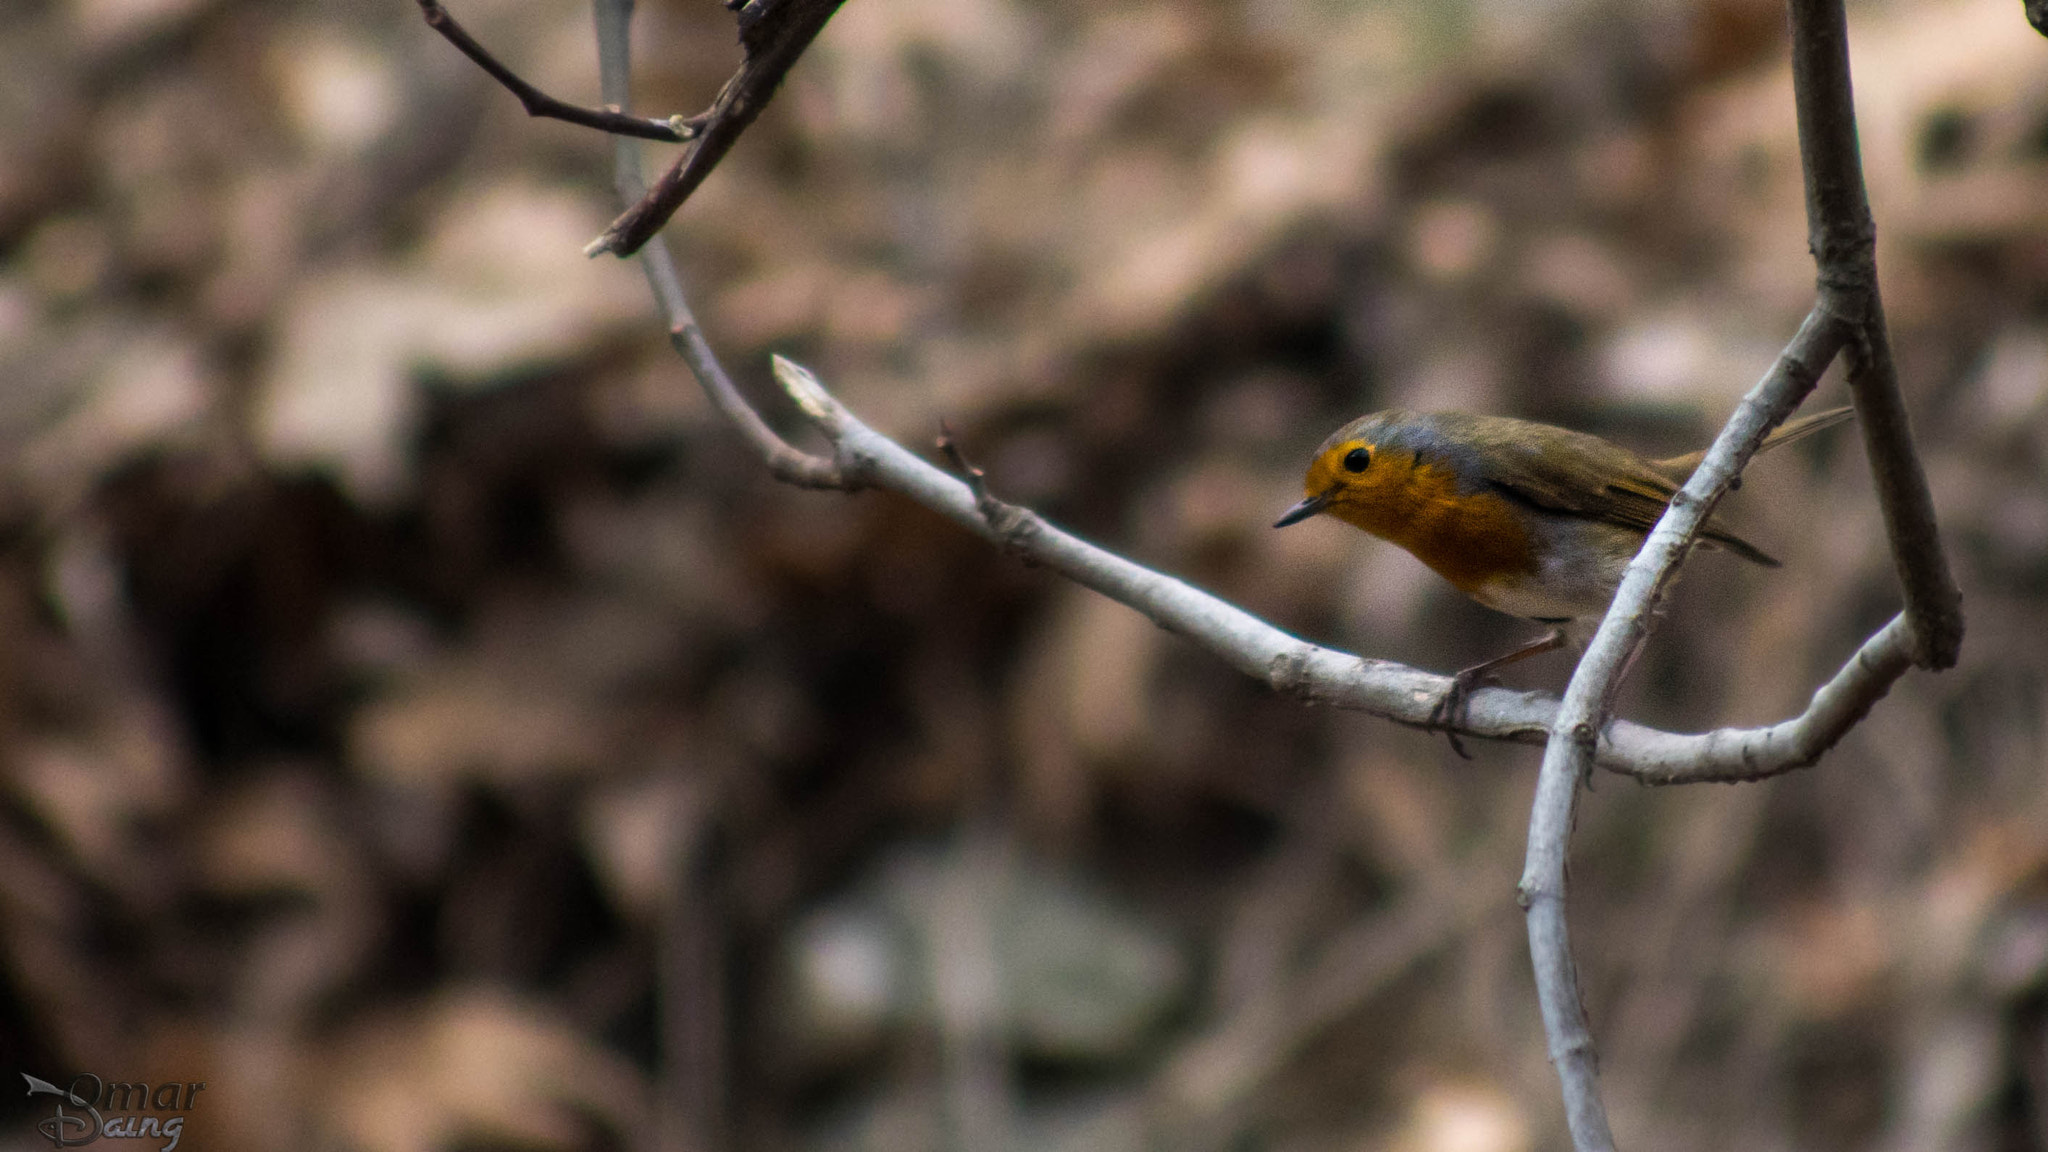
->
[1274,405,1855,753]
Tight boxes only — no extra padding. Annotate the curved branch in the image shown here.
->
[594,0,848,491]
[1518,303,1848,1151]
[1791,0,1964,669]
[1615,613,1913,783]
[1516,2,1962,1143]
[765,356,1920,780]
[589,0,850,257]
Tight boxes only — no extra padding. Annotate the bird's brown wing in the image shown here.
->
[1474,423,1780,567]
[1649,405,1855,480]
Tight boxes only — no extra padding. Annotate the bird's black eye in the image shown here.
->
[1342,446,1372,473]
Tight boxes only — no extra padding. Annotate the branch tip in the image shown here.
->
[770,354,836,424]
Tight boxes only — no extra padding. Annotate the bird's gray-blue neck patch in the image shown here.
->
[1338,411,1493,494]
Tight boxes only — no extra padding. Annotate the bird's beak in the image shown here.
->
[1273,490,1333,528]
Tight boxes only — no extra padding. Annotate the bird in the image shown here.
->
[1273,404,1855,754]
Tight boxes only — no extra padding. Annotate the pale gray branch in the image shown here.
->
[765,356,1919,783]
[1519,303,1847,1152]
[1616,613,1914,784]
[595,0,846,493]
[1518,1,1963,1145]
[572,0,1935,793]
[1791,0,1964,669]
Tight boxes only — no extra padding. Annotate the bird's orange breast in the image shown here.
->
[1323,456,1539,595]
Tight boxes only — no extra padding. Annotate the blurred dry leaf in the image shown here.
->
[580,771,707,918]
[270,28,405,157]
[14,716,183,881]
[68,0,216,55]
[1388,1081,1532,1152]
[198,769,352,898]
[256,182,646,504]
[1038,587,1162,772]
[352,667,612,787]
[1683,0,2048,318]
[1766,899,1892,1021]
[21,326,211,506]
[318,987,644,1152]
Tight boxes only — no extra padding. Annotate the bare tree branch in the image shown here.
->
[588,0,850,258]
[591,0,848,492]
[1517,1,1965,1146]
[1617,613,1913,784]
[415,0,847,259]
[1790,0,1964,670]
[762,355,1920,782]
[1519,307,1844,1152]
[414,0,1953,774]
[584,3,835,1149]
[415,0,698,142]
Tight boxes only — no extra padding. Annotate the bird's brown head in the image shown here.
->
[1273,412,1404,532]
[1272,411,1545,597]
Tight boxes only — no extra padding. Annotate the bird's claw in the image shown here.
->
[1427,670,1494,760]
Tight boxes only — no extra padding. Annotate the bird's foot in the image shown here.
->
[1427,668,1495,760]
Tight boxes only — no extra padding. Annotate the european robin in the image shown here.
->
[1273,405,1855,753]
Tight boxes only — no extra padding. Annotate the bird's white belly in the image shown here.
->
[1468,517,1640,625]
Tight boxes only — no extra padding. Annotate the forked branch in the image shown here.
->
[416,0,698,142]
[589,0,849,257]
[415,0,846,259]
[1522,0,1963,1146]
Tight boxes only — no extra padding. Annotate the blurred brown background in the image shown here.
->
[1,0,2046,1148]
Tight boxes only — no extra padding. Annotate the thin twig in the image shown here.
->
[656,797,726,1152]
[586,1,833,1147]
[1790,0,1964,669]
[415,0,848,270]
[588,0,850,257]
[1153,872,1500,1152]
[936,424,1036,554]
[416,0,697,142]
[592,0,848,491]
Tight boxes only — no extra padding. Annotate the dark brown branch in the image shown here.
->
[587,0,849,258]
[415,0,698,142]
[1790,0,1965,669]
